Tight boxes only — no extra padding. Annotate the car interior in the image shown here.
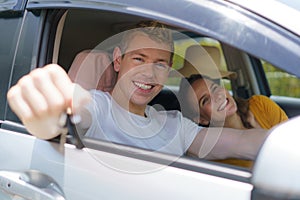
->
[4,7,297,170]
[55,9,247,106]
[53,9,299,117]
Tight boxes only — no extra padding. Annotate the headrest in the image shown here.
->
[176,45,237,79]
[68,49,117,92]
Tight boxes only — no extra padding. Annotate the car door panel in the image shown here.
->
[0,129,252,200]
[0,170,66,200]
[0,129,34,170]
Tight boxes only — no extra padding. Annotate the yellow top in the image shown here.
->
[214,95,288,169]
[249,95,288,129]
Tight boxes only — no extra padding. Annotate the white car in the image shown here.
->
[0,0,300,199]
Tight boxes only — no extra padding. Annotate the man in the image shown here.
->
[7,21,268,160]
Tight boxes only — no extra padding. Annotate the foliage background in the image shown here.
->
[263,61,300,98]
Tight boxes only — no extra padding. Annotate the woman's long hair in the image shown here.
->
[234,97,253,129]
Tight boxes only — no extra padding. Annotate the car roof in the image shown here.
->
[26,0,300,37]
[225,0,300,36]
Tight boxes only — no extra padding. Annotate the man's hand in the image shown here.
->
[7,64,91,139]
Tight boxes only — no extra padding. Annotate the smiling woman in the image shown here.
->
[178,74,288,167]
[179,74,288,129]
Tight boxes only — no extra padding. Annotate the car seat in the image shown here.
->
[68,49,117,92]
[176,44,236,79]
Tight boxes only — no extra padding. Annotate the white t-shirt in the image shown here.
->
[85,90,202,156]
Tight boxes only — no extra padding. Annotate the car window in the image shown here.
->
[0,11,23,119]
[58,8,265,170]
[262,61,300,98]
[4,10,45,123]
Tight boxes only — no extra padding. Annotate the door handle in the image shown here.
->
[0,170,65,200]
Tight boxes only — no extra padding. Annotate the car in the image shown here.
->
[0,0,300,199]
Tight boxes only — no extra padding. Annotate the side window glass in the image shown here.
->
[0,12,22,64]
[0,11,22,69]
[5,10,47,123]
[262,61,300,98]
[0,11,23,118]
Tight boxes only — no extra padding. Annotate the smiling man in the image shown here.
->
[7,20,269,160]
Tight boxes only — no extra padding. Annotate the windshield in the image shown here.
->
[276,0,300,11]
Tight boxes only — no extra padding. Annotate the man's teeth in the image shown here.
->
[218,99,228,111]
[134,82,152,90]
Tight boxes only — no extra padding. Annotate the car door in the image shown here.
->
[0,0,300,199]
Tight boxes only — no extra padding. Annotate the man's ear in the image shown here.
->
[113,47,122,72]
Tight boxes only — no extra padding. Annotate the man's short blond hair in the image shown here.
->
[119,20,174,61]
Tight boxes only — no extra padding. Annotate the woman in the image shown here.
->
[178,74,288,167]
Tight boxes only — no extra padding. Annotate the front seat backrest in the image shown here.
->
[68,49,117,92]
[177,44,236,79]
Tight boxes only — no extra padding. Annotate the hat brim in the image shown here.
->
[170,66,237,80]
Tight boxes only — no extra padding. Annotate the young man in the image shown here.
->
[7,21,269,160]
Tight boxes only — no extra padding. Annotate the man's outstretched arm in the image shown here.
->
[7,64,92,139]
[188,127,269,160]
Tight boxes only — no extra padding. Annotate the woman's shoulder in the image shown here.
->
[249,94,273,103]
[249,95,282,111]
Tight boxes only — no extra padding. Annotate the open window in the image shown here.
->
[53,8,264,171]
